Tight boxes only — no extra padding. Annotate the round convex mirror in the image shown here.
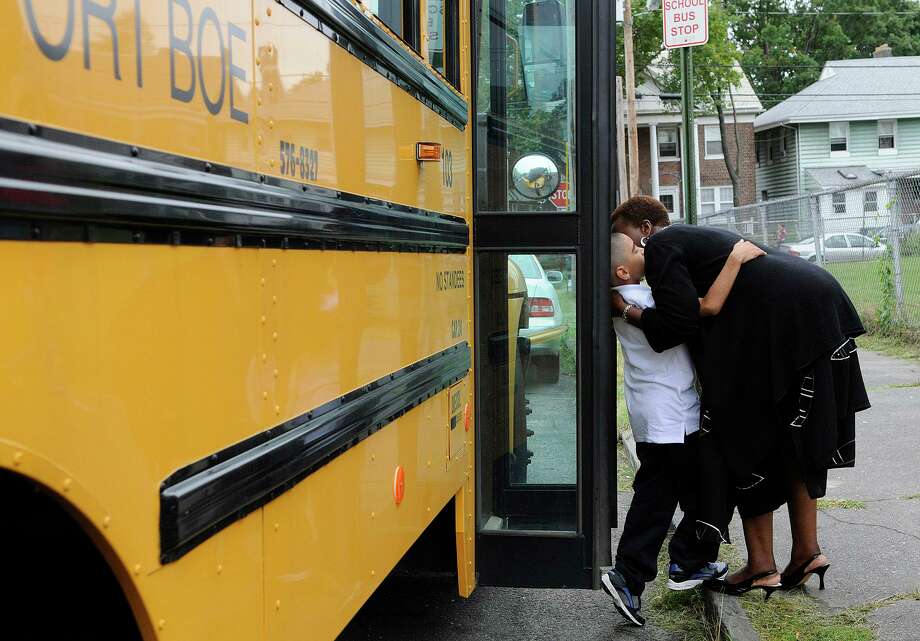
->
[511,153,561,200]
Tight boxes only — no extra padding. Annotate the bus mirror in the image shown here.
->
[511,153,560,200]
[520,0,567,108]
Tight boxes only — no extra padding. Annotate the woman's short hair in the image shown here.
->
[611,196,670,229]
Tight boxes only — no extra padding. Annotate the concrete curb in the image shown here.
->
[618,431,763,641]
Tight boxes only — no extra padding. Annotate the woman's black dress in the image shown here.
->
[640,225,870,543]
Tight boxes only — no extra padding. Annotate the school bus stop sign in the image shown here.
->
[663,0,708,48]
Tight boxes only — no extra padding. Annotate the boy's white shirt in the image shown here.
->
[613,283,700,444]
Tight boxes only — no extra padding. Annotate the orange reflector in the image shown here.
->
[464,402,472,432]
[416,142,442,162]
[393,465,405,505]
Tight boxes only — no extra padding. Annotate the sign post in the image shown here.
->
[662,0,707,224]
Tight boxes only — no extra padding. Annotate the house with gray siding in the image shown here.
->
[753,47,920,232]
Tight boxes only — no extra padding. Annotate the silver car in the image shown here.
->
[509,254,567,383]
[781,233,887,263]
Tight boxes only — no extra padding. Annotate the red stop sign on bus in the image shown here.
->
[550,181,568,209]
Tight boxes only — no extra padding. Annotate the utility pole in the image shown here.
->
[616,77,628,203]
[623,0,640,196]
[680,47,697,224]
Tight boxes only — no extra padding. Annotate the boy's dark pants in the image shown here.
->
[615,433,719,596]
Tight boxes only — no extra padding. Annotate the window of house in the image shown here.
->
[658,127,679,159]
[700,185,734,216]
[864,191,878,212]
[366,0,421,50]
[781,130,788,157]
[832,192,846,214]
[761,190,769,202]
[878,120,896,154]
[704,125,723,159]
[756,141,765,166]
[830,122,849,155]
[660,193,675,213]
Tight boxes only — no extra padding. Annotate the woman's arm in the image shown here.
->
[698,240,766,316]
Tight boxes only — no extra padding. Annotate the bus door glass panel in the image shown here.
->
[477,252,577,533]
[475,0,577,213]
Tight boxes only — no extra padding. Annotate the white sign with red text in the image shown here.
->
[662,0,708,48]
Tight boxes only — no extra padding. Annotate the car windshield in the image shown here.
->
[797,237,816,245]
[509,255,543,279]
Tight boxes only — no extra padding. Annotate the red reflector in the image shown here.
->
[416,142,442,162]
[464,402,471,432]
[529,297,555,317]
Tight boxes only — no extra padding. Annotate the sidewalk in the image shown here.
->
[338,491,682,640]
[725,349,920,639]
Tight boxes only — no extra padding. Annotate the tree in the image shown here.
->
[658,0,747,205]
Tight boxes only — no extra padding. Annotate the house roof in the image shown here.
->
[636,62,763,116]
[804,165,886,189]
[754,56,920,132]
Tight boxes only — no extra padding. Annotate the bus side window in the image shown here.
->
[427,0,460,89]
[365,0,421,51]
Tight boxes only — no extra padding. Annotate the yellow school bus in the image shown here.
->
[0,0,517,638]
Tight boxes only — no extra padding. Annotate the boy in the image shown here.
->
[603,231,763,626]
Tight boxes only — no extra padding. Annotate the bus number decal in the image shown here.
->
[442,149,453,188]
[436,270,464,291]
[279,141,319,180]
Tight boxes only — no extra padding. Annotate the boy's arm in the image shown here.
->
[698,240,766,317]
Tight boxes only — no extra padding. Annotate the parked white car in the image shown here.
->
[509,254,567,383]
[781,233,887,263]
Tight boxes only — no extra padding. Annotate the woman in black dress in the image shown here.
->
[611,196,870,596]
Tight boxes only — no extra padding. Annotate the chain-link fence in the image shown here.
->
[700,169,920,336]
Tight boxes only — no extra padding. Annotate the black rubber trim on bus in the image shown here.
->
[159,342,471,563]
[0,122,468,253]
[279,0,467,129]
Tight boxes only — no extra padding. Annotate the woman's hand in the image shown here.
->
[730,239,767,264]
[611,289,627,316]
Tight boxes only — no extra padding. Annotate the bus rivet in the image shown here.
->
[266,6,272,16]
[272,259,277,267]
[393,466,405,505]
[370,454,375,462]
[370,512,375,519]
[273,369,279,378]
[217,564,223,574]
[272,296,278,304]
[262,391,268,400]
[12,452,22,466]
[158,619,166,631]
[103,516,111,529]
[256,58,261,66]
[255,17,260,26]
[262,353,268,362]
[269,83,273,92]
[257,135,263,145]
[62,478,72,492]
[258,97,263,106]
[261,277,266,286]
[269,159,275,168]
[427,460,431,467]
[370,570,376,576]
[275,600,281,610]
[272,332,278,341]
[274,405,280,415]
[134,564,141,576]
[427,506,431,513]
[130,146,139,157]
[261,315,267,324]
[269,119,274,129]
[274,522,280,532]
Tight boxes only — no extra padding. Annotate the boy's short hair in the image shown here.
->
[610,233,634,270]
[611,196,670,229]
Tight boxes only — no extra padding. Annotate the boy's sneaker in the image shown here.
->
[601,569,645,627]
[667,561,729,591]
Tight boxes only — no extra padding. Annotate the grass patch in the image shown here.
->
[555,285,577,377]
[824,255,920,328]
[644,546,719,641]
[857,326,920,361]
[742,589,874,641]
[616,442,636,491]
[902,493,920,501]
[817,498,866,510]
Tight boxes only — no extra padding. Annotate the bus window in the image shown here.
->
[427,0,461,88]
[366,0,421,51]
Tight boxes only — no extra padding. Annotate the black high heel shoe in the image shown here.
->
[781,553,830,591]
[704,570,783,601]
